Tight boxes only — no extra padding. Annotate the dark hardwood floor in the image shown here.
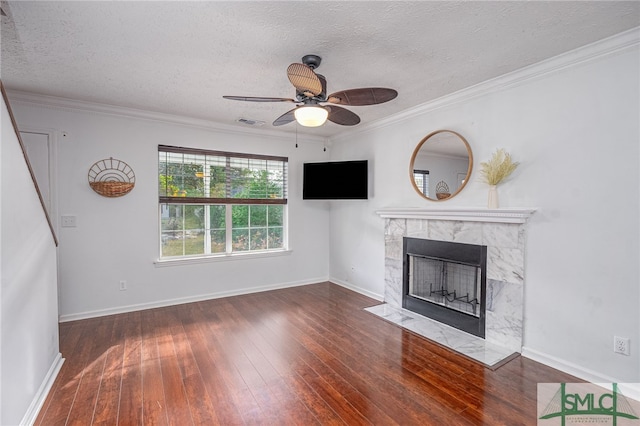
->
[35,282,578,425]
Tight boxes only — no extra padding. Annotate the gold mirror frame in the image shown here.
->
[410,130,473,201]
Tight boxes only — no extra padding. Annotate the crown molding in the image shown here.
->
[333,26,640,143]
[5,89,328,144]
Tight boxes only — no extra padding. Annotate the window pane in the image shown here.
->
[232,205,249,227]
[210,230,226,253]
[248,170,268,199]
[161,231,183,257]
[166,160,185,196]
[413,171,429,197]
[158,153,206,198]
[183,205,205,255]
[209,205,225,254]
[209,205,225,229]
[229,204,285,253]
[161,204,185,257]
[225,157,287,200]
[160,204,206,257]
[184,205,205,229]
[268,227,283,249]
[250,228,268,250]
[159,148,287,201]
[180,157,204,197]
[232,204,249,251]
[158,154,168,195]
[208,163,227,197]
[229,158,250,198]
[183,231,205,255]
[250,205,267,227]
[232,229,249,251]
[266,160,285,198]
[161,204,182,231]
[159,154,182,197]
[267,205,283,226]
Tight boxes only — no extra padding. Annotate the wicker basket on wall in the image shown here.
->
[435,180,450,200]
[88,158,135,198]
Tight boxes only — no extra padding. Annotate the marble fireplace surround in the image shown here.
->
[376,208,536,353]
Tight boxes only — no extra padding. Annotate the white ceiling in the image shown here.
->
[1,1,639,137]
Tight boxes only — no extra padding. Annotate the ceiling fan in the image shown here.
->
[223,54,397,127]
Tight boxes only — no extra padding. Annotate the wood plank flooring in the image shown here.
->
[35,282,578,425]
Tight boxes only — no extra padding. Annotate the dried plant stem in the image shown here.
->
[480,149,519,186]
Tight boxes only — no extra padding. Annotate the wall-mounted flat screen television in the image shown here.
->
[303,160,368,200]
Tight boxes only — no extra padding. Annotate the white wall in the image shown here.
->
[1,94,60,425]
[9,103,332,320]
[329,38,639,383]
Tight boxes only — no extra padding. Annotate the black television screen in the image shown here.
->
[303,160,368,200]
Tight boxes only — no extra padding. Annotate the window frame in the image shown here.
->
[158,145,288,260]
[413,169,430,197]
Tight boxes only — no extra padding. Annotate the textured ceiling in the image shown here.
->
[1,1,639,137]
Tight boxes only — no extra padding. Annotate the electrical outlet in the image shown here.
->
[614,336,630,355]
[119,280,127,291]
[61,215,77,227]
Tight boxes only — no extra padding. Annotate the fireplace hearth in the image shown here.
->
[403,237,487,338]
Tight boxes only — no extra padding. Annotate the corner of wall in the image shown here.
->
[19,354,64,426]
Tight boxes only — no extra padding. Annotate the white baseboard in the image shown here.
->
[59,277,329,322]
[330,278,384,302]
[20,353,64,426]
[522,346,640,402]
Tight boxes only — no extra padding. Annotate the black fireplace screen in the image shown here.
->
[403,237,487,338]
[409,256,481,317]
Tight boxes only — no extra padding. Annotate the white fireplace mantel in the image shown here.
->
[375,207,536,224]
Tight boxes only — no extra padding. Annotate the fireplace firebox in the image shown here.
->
[403,237,487,338]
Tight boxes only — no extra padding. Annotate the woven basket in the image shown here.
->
[88,157,135,198]
[436,192,451,200]
[89,181,134,198]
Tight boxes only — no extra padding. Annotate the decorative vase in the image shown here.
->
[488,185,499,209]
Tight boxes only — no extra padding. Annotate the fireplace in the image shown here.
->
[377,208,535,352]
[403,237,487,338]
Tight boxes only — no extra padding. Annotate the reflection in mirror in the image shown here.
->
[410,130,473,201]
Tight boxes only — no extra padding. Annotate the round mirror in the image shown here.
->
[410,130,473,201]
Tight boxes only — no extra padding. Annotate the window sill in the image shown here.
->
[154,249,292,267]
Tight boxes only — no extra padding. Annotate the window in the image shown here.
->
[158,145,287,259]
[413,169,429,197]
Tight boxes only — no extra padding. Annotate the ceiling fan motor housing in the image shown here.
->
[301,54,322,69]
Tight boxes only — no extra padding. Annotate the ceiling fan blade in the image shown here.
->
[326,105,361,126]
[223,95,295,103]
[287,63,322,96]
[327,88,398,106]
[273,108,297,126]
[316,74,327,99]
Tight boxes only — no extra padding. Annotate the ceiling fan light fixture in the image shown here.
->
[294,105,328,127]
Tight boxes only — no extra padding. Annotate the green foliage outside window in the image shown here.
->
[159,159,205,197]
[231,204,283,251]
[158,147,287,258]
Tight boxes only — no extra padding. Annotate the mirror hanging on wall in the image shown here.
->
[410,130,473,201]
